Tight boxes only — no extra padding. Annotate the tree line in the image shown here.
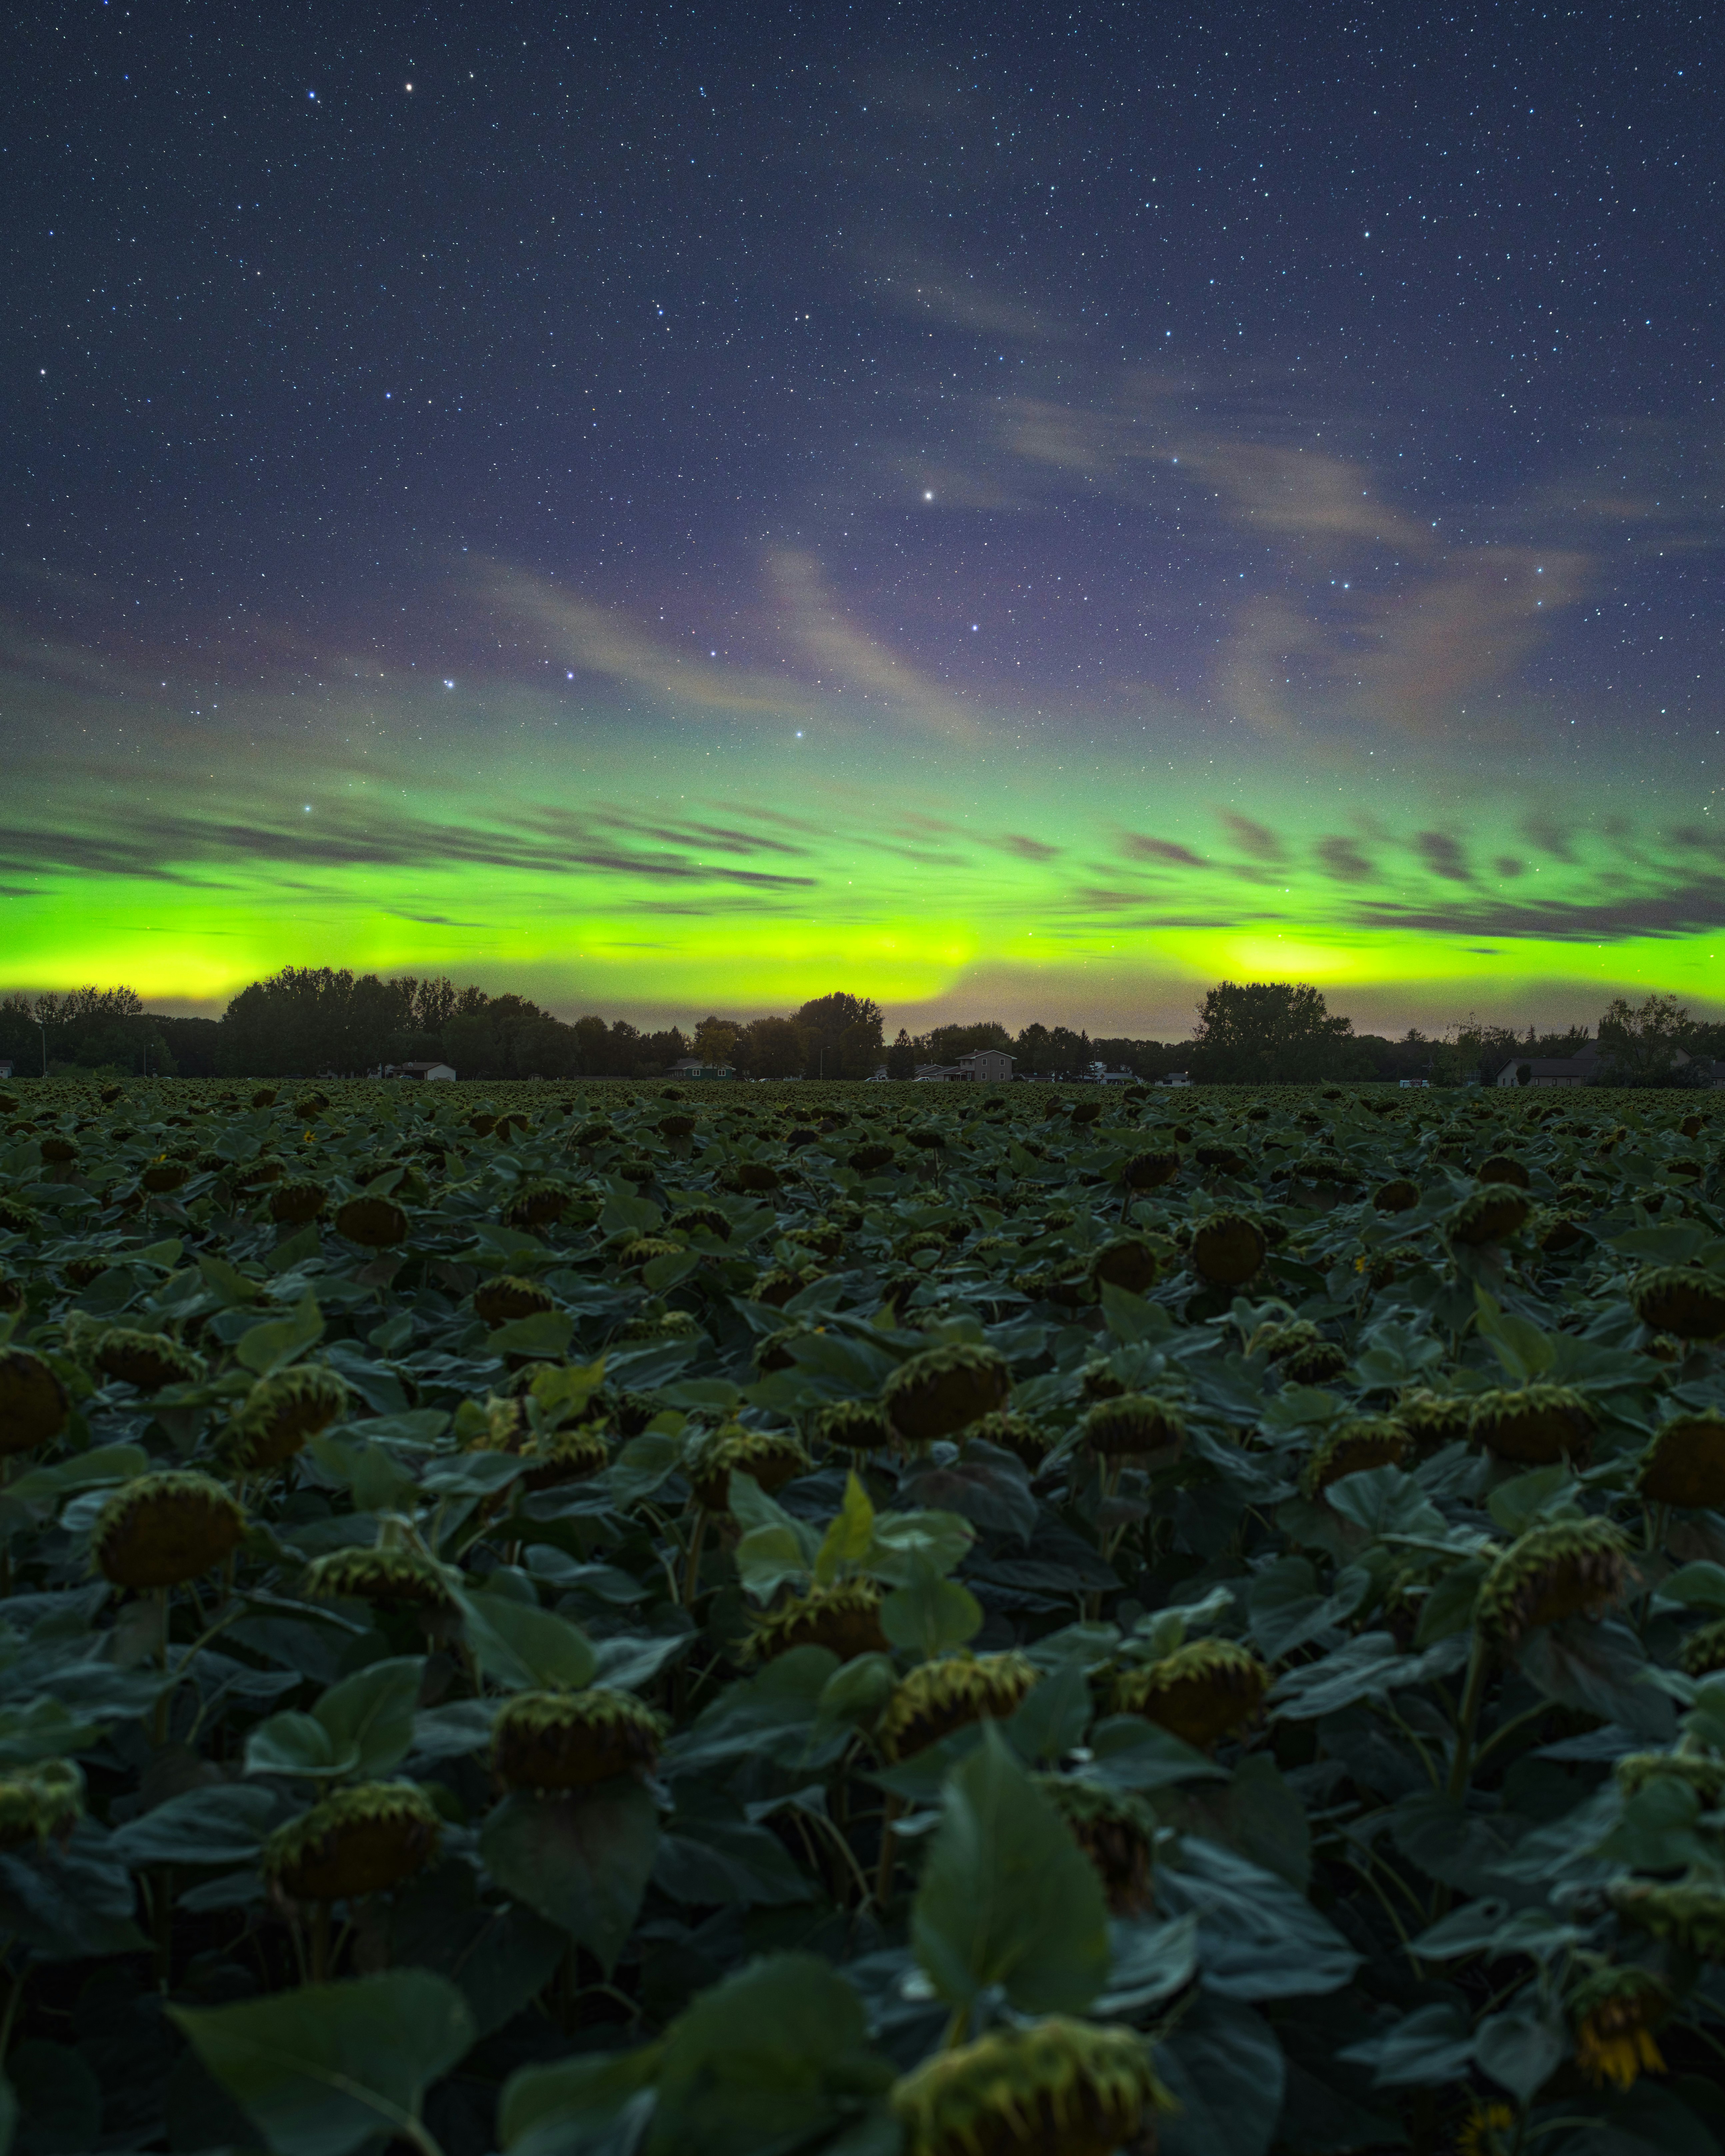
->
[1,972,1717,1085]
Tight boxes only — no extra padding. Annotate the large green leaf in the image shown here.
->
[1158,1994,1287,2156]
[309,1655,424,1777]
[910,1721,1110,2015]
[878,1555,984,1661]
[480,1782,659,1974]
[500,2049,661,2156]
[235,1291,324,1377]
[645,1952,894,2156]
[170,1970,474,2156]
[455,1589,597,1693]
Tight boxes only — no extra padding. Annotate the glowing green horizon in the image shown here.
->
[3,622,1720,1036]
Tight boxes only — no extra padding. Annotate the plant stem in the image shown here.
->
[875,1792,902,1907]
[309,1901,332,1983]
[682,1509,709,1607]
[1447,1632,1491,1802]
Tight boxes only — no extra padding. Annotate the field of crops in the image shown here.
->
[0,1072,1723,2156]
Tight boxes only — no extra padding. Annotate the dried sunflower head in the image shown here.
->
[269,1179,327,1225]
[502,1178,576,1231]
[1190,1211,1267,1288]
[86,1326,206,1393]
[220,1364,350,1472]
[1470,1383,1597,1466]
[1636,1410,1725,1509]
[1609,1878,1725,1962]
[0,1760,84,1850]
[967,1411,1055,1472]
[1083,1394,1186,1459]
[891,2017,1173,2156]
[1679,1617,1725,1678]
[1450,1187,1532,1247]
[491,1688,666,1792]
[474,1275,555,1328]
[1108,1639,1268,1752]
[1476,1518,1627,1649]
[264,1782,441,1903]
[1034,1777,1157,1916]
[685,1422,810,1512]
[811,1399,896,1453]
[882,1343,1011,1444]
[92,1471,246,1589]
[0,1347,69,1456]
[302,1543,457,1613]
[1629,1266,1725,1343]
[1615,1752,1725,1805]
[877,1652,1039,1762]
[1300,1416,1412,1499]
[743,1582,889,1664]
[333,1195,408,1248]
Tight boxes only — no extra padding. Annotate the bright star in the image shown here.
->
[443,678,454,689]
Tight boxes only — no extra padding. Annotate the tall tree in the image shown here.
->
[1188,981,1366,1084]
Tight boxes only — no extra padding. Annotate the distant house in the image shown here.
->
[386,1061,457,1081]
[956,1049,1016,1084]
[667,1056,737,1079]
[0,1060,12,1080]
[1399,1078,1430,1089]
[914,1063,959,1081]
[1157,1072,1192,1088]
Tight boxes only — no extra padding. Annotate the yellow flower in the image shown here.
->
[1576,2020,1664,2091]
[1457,2102,1516,2156]
[1571,1965,1670,2091]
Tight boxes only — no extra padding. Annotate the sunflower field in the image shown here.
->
[0,1072,1723,2156]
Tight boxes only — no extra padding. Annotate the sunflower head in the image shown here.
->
[92,1471,246,1589]
[1469,1383,1597,1466]
[491,1687,667,1792]
[1089,1235,1168,1294]
[1034,1777,1157,1916]
[263,1782,441,1903]
[1679,1617,1725,1678]
[220,1364,351,1472]
[1121,1148,1181,1191]
[1457,2102,1519,2156]
[1477,1517,1628,1649]
[302,1544,456,1613]
[0,1760,85,1850]
[518,1424,612,1490]
[1082,1393,1187,1459]
[269,1178,328,1225]
[1609,1879,1725,1960]
[1395,1386,1475,1453]
[877,1652,1039,1762]
[685,1422,811,1511]
[1615,1752,1725,1805]
[474,1275,555,1327]
[502,1178,576,1231]
[333,1195,408,1249]
[967,1411,1056,1471]
[0,1347,69,1456]
[1571,1966,1671,2090]
[1450,1187,1532,1247]
[1373,1177,1421,1213]
[1630,1265,1725,1343]
[1636,1410,1725,1509]
[811,1399,896,1453]
[1299,1416,1412,1499]
[882,1342,1012,1443]
[87,1326,207,1394]
[1190,1211,1267,1288]
[890,2017,1174,2156]
[743,1582,889,1664]
[1107,1639,1268,1752]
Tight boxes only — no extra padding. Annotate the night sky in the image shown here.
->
[4,2,1720,1035]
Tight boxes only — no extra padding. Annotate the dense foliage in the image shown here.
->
[0,1072,1723,2156]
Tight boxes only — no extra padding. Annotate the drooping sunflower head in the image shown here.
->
[1477,1517,1628,1649]
[877,1652,1039,1762]
[1615,1752,1725,1806]
[1088,1235,1169,1294]
[1456,2103,1519,2156]
[1189,1211,1267,1288]
[1570,1966,1672,2091]
[332,1195,408,1249]
[1034,1776,1157,1916]
[1107,1639,1268,1752]
[1299,1416,1412,1499]
[1679,1617,1725,1678]
[518,1424,612,1490]
[810,1399,896,1453]
[882,1342,1012,1443]
[92,1470,247,1590]
[1395,1386,1475,1453]
[263,1782,441,1903]
[219,1364,351,1472]
[502,1178,576,1231]
[0,1347,69,1456]
[1609,1879,1725,1961]
[301,1543,457,1613]
[0,1759,85,1850]
[1637,1410,1725,1510]
[890,2017,1174,2156]
[269,1178,328,1225]
[1469,1383,1597,1466]
[491,1687,667,1792]
[474,1274,555,1328]
[967,1411,1056,1472]
[742,1581,889,1665]
[86,1326,207,1394]
[1629,1265,1725,1343]
[1082,1393,1187,1459]
[685,1421,811,1512]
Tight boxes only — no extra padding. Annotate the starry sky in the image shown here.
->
[3,1,1721,1036]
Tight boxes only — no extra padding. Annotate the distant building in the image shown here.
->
[667,1056,737,1079]
[0,1060,12,1080]
[1157,1072,1192,1087]
[1399,1078,1430,1089]
[386,1061,457,1081]
[956,1049,1016,1084]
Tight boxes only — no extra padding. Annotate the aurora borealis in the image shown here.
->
[5,5,1721,1035]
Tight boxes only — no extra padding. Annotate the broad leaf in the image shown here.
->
[480,1783,659,1974]
[455,1590,597,1694]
